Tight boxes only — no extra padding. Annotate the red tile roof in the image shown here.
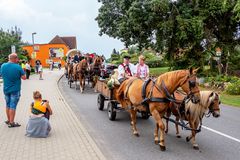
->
[49,35,77,49]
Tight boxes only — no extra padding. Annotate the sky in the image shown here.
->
[0,0,124,58]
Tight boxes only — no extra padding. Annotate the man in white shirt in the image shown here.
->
[118,55,136,83]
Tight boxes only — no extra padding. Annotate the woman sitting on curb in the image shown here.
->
[26,91,53,138]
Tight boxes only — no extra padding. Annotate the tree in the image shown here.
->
[96,0,240,71]
[0,26,23,63]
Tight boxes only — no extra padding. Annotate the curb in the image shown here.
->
[56,74,106,160]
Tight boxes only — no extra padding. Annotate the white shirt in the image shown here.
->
[25,63,31,70]
[118,63,136,80]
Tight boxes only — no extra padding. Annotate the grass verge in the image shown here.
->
[220,93,240,108]
[149,67,169,76]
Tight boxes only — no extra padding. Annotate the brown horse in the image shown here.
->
[115,68,200,151]
[72,59,88,93]
[165,90,220,150]
[67,63,74,84]
[89,56,103,88]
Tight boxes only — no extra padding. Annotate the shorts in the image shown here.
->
[5,91,21,110]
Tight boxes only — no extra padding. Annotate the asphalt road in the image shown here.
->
[59,76,240,160]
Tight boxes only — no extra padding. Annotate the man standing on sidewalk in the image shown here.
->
[0,53,26,127]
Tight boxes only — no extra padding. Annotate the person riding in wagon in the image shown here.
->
[117,55,136,84]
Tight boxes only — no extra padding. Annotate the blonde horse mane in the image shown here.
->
[185,91,217,122]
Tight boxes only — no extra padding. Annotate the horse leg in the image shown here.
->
[80,77,83,93]
[83,77,85,91]
[175,116,181,138]
[186,121,199,150]
[151,109,166,151]
[129,109,139,137]
[165,111,171,134]
[191,121,199,150]
[154,123,160,144]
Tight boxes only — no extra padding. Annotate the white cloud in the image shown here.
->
[0,0,124,58]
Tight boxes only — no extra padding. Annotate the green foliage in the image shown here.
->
[205,75,239,83]
[0,26,23,63]
[96,0,240,72]
[225,79,240,95]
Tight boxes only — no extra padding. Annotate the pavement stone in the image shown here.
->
[0,69,106,160]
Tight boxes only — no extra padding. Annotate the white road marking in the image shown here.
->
[202,125,240,143]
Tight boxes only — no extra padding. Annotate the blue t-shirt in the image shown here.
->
[0,62,25,94]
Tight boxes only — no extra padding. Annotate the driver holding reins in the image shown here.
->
[118,55,136,83]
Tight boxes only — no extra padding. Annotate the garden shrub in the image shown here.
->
[225,79,240,95]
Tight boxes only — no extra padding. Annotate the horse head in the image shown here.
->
[207,92,221,117]
[94,56,103,67]
[178,68,200,104]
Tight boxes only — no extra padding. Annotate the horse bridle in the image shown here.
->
[206,93,221,117]
[180,74,200,103]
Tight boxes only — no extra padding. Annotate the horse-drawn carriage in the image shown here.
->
[95,68,221,150]
[95,79,150,121]
[65,53,104,92]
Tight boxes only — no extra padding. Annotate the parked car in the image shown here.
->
[100,64,118,78]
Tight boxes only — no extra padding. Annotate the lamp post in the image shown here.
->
[32,32,37,71]
[32,32,36,47]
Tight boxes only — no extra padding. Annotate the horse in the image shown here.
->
[72,59,88,92]
[115,68,201,151]
[67,62,74,84]
[165,90,220,150]
[64,61,70,78]
[89,56,103,88]
[76,59,88,93]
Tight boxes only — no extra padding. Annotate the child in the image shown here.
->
[31,91,52,119]
[26,91,53,138]
[38,62,43,80]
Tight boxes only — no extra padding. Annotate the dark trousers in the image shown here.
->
[44,109,50,120]
[118,78,127,84]
[26,70,31,79]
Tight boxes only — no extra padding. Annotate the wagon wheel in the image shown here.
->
[141,111,150,120]
[107,101,117,121]
[97,94,105,110]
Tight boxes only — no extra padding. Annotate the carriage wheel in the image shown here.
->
[141,111,150,120]
[107,101,117,121]
[97,94,105,110]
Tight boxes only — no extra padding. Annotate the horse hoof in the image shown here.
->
[193,146,199,150]
[176,135,181,138]
[154,140,160,145]
[159,145,166,151]
[134,133,140,137]
[186,137,190,142]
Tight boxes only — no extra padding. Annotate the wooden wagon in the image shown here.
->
[95,79,150,121]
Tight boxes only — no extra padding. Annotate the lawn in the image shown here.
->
[149,67,169,76]
[219,93,240,108]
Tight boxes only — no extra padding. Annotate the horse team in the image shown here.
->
[65,55,104,93]
[65,58,221,151]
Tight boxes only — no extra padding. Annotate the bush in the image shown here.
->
[225,80,240,95]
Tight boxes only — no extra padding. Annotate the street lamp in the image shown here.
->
[32,32,37,46]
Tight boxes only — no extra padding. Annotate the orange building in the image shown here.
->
[22,35,77,67]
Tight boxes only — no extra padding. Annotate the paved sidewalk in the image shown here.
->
[0,69,106,160]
